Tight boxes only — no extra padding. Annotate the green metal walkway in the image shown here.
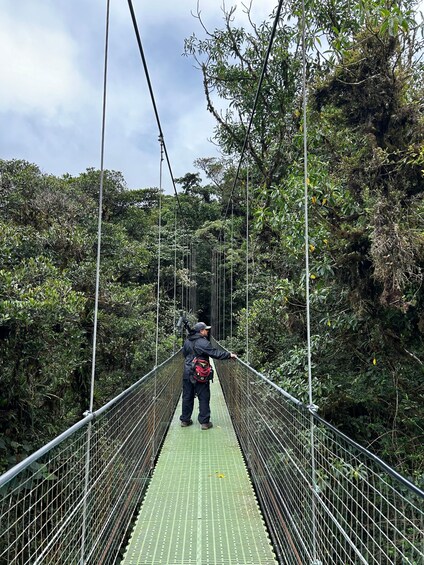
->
[122,371,277,565]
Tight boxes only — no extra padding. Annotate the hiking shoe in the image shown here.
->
[201,422,213,430]
[180,420,193,427]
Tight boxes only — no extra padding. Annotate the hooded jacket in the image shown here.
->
[182,332,231,380]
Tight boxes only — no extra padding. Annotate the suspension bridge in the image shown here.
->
[1,0,424,563]
[1,348,423,563]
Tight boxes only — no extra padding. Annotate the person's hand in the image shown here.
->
[230,353,237,359]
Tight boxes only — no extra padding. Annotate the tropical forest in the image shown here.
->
[1,0,424,498]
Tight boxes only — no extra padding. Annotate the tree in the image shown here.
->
[185,1,424,475]
[0,161,179,472]
[184,2,303,189]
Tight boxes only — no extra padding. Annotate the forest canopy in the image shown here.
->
[1,0,423,484]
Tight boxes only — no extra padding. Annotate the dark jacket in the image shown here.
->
[182,332,231,379]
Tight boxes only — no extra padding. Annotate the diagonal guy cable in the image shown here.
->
[126,0,187,224]
[222,0,285,223]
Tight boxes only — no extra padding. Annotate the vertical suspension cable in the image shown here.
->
[181,248,184,314]
[211,249,216,331]
[173,203,177,353]
[184,246,189,314]
[302,6,313,415]
[223,230,226,340]
[217,248,220,337]
[81,1,110,562]
[221,244,224,340]
[215,246,219,338]
[222,244,225,340]
[245,166,250,366]
[221,245,226,339]
[152,135,164,472]
[230,203,234,346]
[188,245,191,312]
[188,243,191,314]
[301,1,320,563]
[217,242,221,340]
[210,250,214,328]
[189,241,194,314]
[181,247,185,314]
[245,164,252,464]
[191,245,195,314]
[89,4,110,416]
[155,136,164,368]
[215,246,219,339]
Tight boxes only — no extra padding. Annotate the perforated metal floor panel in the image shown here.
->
[121,372,277,564]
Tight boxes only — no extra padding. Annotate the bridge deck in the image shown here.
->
[121,371,277,565]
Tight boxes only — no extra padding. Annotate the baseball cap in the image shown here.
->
[194,322,211,332]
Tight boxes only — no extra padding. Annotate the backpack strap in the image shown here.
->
[190,337,205,360]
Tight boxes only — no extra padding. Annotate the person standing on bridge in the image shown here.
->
[180,322,237,430]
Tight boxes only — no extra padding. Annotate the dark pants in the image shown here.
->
[180,379,211,424]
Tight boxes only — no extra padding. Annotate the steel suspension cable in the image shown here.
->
[155,136,164,367]
[222,245,225,340]
[82,0,110,561]
[300,1,319,563]
[217,249,220,336]
[223,231,226,340]
[89,0,111,416]
[221,0,285,225]
[211,249,216,331]
[245,166,250,366]
[245,164,252,463]
[302,6,313,416]
[221,244,224,339]
[216,246,220,340]
[190,243,194,314]
[173,203,177,353]
[152,136,164,469]
[127,0,190,345]
[126,0,186,225]
[181,248,184,314]
[182,244,188,314]
[187,244,191,314]
[186,246,189,313]
[217,242,221,340]
[230,203,234,345]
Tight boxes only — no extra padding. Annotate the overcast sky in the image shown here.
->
[0,0,277,192]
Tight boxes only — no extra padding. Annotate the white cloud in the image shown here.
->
[0,12,93,123]
[0,0,280,191]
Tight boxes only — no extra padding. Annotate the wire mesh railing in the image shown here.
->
[0,352,183,565]
[213,347,424,565]
[2,343,423,565]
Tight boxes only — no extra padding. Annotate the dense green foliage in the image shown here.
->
[0,163,181,472]
[1,0,423,484]
[185,0,424,481]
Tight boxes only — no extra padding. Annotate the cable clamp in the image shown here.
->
[307,403,319,413]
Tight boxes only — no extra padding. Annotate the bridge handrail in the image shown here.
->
[0,414,93,490]
[0,352,181,489]
[213,339,424,564]
[221,344,424,500]
[0,350,184,564]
